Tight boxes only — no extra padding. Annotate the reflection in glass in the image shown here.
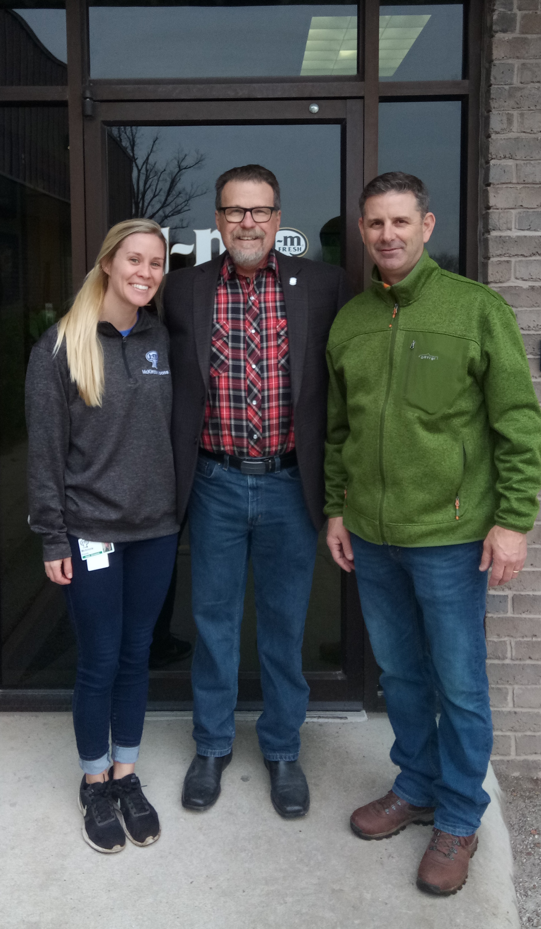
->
[0,106,73,687]
[379,14,430,76]
[300,3,463,78]
[320,216,341,265]
[379,4,463,80]
[379,100,462,272]
[300,15,357,76]
[0,3,67,84]
[107,123,342,267]
[89,2,357,79]
[88,1,462,80]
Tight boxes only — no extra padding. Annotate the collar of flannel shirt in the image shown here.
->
[220,248,280,284]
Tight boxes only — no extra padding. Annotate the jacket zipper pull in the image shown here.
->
[389,303,398,329]
[455,496,460,520]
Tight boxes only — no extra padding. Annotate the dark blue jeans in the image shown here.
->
[188,455,319,760]
[65,532,178,774]
[350,535,492,836]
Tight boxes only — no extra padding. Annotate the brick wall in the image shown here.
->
[483,0,541,775]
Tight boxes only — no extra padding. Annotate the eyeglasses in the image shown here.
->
[218,207,278,223]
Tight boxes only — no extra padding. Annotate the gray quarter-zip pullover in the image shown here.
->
[25,309,179,561]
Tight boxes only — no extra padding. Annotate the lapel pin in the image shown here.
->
[289,277,297,286]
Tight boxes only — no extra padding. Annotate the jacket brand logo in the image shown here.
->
[142,350,170,376]
[418,354,438,361]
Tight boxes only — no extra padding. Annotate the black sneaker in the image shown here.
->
[78,776,126,854]
[109,771,161,846]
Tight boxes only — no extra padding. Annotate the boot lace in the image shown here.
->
[428,829,461,860]
[373,790,405,816]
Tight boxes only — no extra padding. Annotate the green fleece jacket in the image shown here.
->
[325,250,541,546]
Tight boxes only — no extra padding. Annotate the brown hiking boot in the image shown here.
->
[350,789,435,840]
[416,828,478,895]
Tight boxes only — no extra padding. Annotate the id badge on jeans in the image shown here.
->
[78,539,115,571]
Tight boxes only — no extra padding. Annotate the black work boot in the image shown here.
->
[181,752,232,811]
[264,759,310,818]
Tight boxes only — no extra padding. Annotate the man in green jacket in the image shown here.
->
[325,171,541,896]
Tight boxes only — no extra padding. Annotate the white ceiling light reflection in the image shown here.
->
[379,15,431,76]
[300,16,357,76]
[300,14,431,77]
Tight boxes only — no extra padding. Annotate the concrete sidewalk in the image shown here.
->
[0,712,519,929]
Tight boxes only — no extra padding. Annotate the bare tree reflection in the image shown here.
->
[111,126,207,235]
[430,252,459,274]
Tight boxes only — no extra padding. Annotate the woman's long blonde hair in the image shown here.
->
[55,218,167,407]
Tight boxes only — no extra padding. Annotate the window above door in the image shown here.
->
[89,0,359,80]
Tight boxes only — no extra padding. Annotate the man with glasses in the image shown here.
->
[164,164,351,817]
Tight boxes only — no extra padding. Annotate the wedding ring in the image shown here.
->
[512,570,520,574]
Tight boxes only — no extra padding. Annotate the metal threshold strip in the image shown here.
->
[144,709,368,722]
[0,690,368,716]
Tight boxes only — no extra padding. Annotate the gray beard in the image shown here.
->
[228,237,268,269]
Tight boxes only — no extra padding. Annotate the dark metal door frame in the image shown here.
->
[83,98,364,285]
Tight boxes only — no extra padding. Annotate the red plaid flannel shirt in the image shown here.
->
[200,250,295,458]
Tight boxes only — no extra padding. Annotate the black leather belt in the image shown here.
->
[199,447,297,475]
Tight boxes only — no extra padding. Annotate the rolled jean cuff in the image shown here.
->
[112,743,140,764]
[263,752,299,762]
[79,751,111,775]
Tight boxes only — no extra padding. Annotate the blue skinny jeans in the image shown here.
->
[65,532,178,774]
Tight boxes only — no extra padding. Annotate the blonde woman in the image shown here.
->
[25,219,179,854]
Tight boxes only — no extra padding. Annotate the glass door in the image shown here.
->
[83,99,364,704]
[0,104,74,695]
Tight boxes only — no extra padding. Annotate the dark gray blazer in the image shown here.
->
[163,252,353,531]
